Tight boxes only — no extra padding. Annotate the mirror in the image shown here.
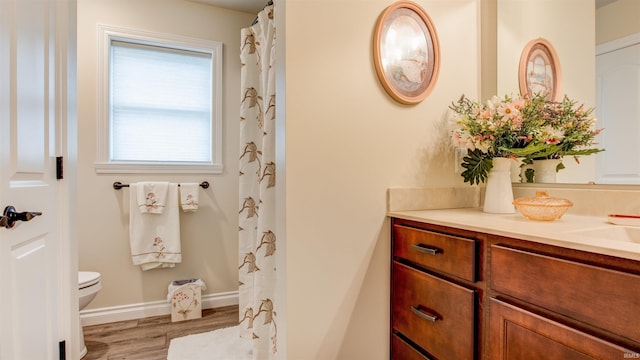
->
[495,0,640,185]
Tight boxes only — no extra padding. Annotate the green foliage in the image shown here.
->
[505,142,562,160]
[461,149,493,185]
[562,148,604,157]
[524,168,535,183]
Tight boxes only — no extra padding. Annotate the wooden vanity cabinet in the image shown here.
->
[391,218,482,360]
[390,217,640,360]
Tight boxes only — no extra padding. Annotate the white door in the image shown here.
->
[595,34,640,184]
[0,0,74,359]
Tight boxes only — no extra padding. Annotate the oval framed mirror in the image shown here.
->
[373,1,440,105]
[518,38,563,101]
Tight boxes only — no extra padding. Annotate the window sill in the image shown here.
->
[94,162,223,174]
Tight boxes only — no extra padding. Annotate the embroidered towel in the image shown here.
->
[129,183,181,271]
[137,182,169,214]
[179,183,200,212]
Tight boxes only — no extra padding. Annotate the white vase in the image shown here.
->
[510,158,524,183]
[483,157,515,214]
[533,159,561,183]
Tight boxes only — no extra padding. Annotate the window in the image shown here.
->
[96,25,223,174]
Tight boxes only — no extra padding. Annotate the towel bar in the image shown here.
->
[113,181,209,190]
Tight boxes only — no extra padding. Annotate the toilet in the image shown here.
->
[78,271,102,358]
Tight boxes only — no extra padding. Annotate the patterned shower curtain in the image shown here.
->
[238,3,277,359]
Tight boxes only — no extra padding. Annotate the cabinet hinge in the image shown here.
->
[59,340,66,360]
[56,156,63,180]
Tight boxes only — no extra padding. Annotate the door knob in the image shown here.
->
[0,206,42,229]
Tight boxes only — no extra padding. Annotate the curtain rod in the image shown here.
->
[252,0,274,26]
[113,181,209,190]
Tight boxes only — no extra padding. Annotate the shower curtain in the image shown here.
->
[238,2,277,359]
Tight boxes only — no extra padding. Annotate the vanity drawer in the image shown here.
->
[391,334,430,360]
[392,224,476,281]
[490,245,640,343]
[392,262,475,360]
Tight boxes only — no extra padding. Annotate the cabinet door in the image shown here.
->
[392,262,475,360]
[491,245,640,343]
[488,298,633,359]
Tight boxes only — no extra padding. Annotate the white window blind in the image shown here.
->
[110,40,212,163]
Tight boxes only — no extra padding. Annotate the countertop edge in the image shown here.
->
[388,208,640,262]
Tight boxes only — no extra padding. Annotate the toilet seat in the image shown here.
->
[78,271,102,359]
[78,271,101,289]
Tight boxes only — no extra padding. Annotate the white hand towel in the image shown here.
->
[129,183,181,270]
[179,183,200,212]
[137,182,169,214]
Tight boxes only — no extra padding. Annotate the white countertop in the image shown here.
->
[388,208,640,261]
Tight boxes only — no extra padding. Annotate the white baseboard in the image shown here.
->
[80,290,239,326]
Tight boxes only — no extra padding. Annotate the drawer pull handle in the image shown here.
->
[412,244,441,255]
[410,306,439,322]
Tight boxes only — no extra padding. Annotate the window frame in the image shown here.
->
[96,24,223,174]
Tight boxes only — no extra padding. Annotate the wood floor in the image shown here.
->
[81,305,239,360]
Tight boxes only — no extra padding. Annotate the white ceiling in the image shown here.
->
[191,0,266,14]
[196,0,613,15]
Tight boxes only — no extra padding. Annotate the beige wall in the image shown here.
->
[77,0,253,308]
[283,0,479,358]
[497,0,596,184]
[596,0,640,45]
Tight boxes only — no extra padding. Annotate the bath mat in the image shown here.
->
[167,325,252,360]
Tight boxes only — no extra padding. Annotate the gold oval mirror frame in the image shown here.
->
[373,1,440,105]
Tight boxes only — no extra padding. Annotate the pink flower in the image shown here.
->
[497,101,521,121]
[480,109,494,119]
[540,125,565,144]
[510,116,524,131]
[452,130,474,150]
[512,98,525,110]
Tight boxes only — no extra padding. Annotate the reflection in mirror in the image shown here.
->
[496,0,640,185]
[518,38,562,102]
[383,14,428,87]
[595,0,640,184]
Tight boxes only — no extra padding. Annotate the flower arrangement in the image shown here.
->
[449,93,603,185]
[509,95,604,162]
